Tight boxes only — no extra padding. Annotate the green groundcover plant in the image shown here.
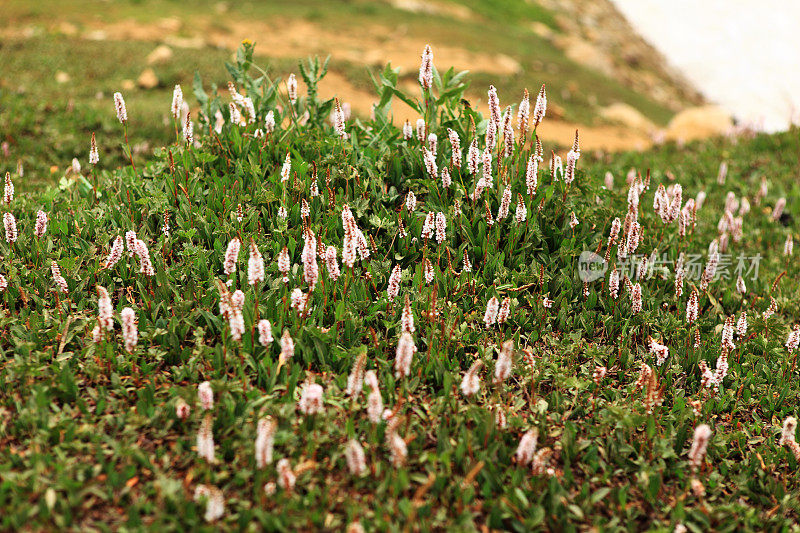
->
[1,41,800,531]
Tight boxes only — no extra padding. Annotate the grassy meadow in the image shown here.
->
[0,6,799,533]
[1,0,691,191]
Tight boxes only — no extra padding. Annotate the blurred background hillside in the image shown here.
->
[0,0,760,189]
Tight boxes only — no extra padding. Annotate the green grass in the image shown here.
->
[1,43,800,531]
[1,0,685,194]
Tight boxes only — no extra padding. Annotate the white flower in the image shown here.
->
[418,44,433,90]
[515,429,538,465]
[198,381,214,410]
[484,297,499,327]
[113,92,127,123]
[281,153,291,182]
[287,73,298,104]
[171,84,183,120]
[460,360,483,397]
[298,382,324,415]
[255,417,277,468]
[258,319,274,345]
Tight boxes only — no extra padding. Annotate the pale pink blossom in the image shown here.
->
[223,237,240,276]
[198,381,214,410]
[255,417,277,468]
[134,239,155,276]
[435,212,446,243]
[460,360,483,397]
[515,429,538,465]
[345,439,367,476]
[688,424,711,471]
[34,210,47,238]
[3,172,13,205]
[51,261,68,293]
[171,84,183,120]
[281,153,291,182]
[113,92,127,123]
[325,246,340,281]
[493,339,513,383]
[175,399,191,420]
[532,84,546,127]
[3,213,17,243]
[387,265,402,302]
[280,329,294,363]
[525,155,538,195]
[287,74,298,105]
[89,132,99,164]
[121,307,137,353]
[298,382,324,415]
[401,295,415,333]
[125,230,137,256]
[418,44,433,90]
[484,296,499,327]
[258,319,274,345]
[365,370,383,424]
[104,236,124,269]
[395,331,416,378]
[194,484,224,522]
[277,458,296,491]
[278,246,290,282]
[97,285,113,331]
[247,242,265,285]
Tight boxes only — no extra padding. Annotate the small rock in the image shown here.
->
[559,36,615,77]
[58,22,78,36]
[121,79,136,91]
[599,103,656,134]
[84,30,107,41]
[530,21,555,40]
[137,68,159,89]
[666,106,733,142]
[55,71,71,84]
[146,45,173,65]
[164,36,205,49]
[493,54,522,75]
[157,18,182,33]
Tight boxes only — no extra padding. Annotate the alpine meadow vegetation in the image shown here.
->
[3,41,800,531]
